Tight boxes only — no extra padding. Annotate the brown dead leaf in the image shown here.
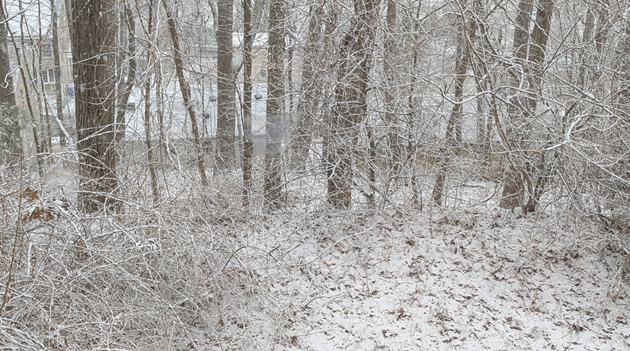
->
[21,207,55,223]
[21,187,39,202]
[2,288,10,305]
[75,238,88,260]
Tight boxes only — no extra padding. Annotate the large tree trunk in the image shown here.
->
[0,0,19,165]
[0,0,13,106]
[72,0,118,211]
[163,0,208,186]
[500,0,535,210]
[264,0,286,209]
[500,0,553,212]
[216,0,236,170]
[325,0,379,209]
[242,0,254,206]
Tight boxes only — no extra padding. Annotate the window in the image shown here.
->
[41,43,53,58]
[42,69,55,84]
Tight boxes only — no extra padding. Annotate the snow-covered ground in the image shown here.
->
[217,205,630,350]
[2,175,629,350]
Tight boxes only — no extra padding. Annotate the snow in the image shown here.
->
[2,170,629,350]
[228,205,629,350]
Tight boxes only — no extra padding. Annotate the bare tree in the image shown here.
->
[468,0,492,176]
[290,3,323,169]
[432,0,477,205]
[51,0,66,147]
[325,0,379,209]
[0,0,19,164]
[142,0,160,204]
[216,0,236,169]
[263,0,286,208]
[9,0,45,176]
[72,0,118,211]
[499,0,554,212]
[383,0,402,180]
[114,3,137,143]
[242,0,254,206]
[0,0,14,106]
[163,0,208,186]
[34,0,52,156]
[404,2,424,208]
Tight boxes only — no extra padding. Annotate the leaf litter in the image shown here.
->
[224,207,630,350]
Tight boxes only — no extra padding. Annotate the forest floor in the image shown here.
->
[3,175,630,350]
[213,199,630,350]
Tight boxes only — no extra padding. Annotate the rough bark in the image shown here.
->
[325,0,379,209]
[216,0,236,170]
[264,0,286,209]
[0,0,14,106]
[242,0,254,206]
[72,0,119,211]
[500,0,554,211]
[499,0,535,210]
[0,0,19,165]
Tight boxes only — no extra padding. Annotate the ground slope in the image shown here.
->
[222,208,630,350]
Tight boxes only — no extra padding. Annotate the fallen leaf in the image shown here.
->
[21,187,39,202]
[2,288,10,305]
